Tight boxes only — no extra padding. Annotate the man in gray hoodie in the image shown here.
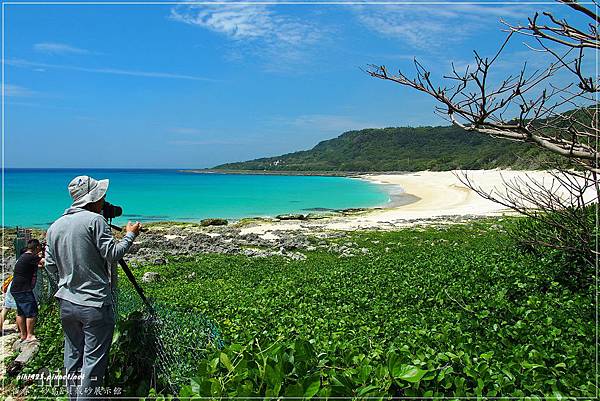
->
[45,175,142,400]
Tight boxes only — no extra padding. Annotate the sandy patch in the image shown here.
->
[259,232,280,241]
[235,170,596,233]
[165,235,186,241]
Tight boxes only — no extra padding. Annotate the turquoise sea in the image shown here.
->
[4,169,391,228]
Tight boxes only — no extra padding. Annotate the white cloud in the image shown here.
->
[33,42,91,55]
[353,4,537,49]
[169,4,325,70]
[5,84,38,97]
[170,4,321,45]
[171,5,271,40]
[5,59,217,82]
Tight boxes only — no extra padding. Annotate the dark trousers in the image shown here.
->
[59,298,115,401]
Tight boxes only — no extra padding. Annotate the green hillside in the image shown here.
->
[213,125,559,172]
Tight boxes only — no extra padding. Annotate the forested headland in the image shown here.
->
[213,125,559,172]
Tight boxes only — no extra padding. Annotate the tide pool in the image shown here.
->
[4,169,391,228]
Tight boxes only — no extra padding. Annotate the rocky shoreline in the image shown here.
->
[123,213,489,267]
[0,213,492,277]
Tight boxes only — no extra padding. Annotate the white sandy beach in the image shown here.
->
[239,170,595,235]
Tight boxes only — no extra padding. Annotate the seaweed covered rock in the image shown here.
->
[275,214,306,221]
[201,218,228,227]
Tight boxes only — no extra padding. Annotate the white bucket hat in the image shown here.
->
[68,175,109,208]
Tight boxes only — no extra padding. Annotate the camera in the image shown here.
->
[102,201,123,220]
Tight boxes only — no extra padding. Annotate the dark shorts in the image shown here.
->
[12,291,38,318]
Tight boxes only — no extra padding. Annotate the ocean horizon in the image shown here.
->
[3,168,394,228]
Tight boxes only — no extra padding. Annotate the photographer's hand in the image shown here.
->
[126,221,142,237]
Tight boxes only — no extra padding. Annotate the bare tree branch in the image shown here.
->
[368,0,599,288]
[367,1,599,173]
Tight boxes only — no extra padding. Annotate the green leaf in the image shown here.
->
[393,364,428,383]
[284,383,304,397]
[209,357,219,373]
[209,379,221,397]
[265,363,282,388]
[357,385,380,396]
[303,374,321,399]
[553,390,564,401]
[220,352,234,372]
[190,377,202,394]
[111,330,121,346]
[480,351,494,360]
[422,370,437,381]
[521,362,545,370]
[237,381,254,397]
[387,352,401,377]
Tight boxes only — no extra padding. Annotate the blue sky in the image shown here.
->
[3,1,593,168]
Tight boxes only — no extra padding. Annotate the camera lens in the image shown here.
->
[102,201,123,219]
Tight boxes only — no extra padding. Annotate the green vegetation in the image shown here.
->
[510,204,597,291]
[214,126,560,172]
[9,219,595,398]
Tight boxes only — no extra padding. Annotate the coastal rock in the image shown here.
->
[191,232,217,243]
[279,240,305,250]
[305,213,333,220]
[12,339,22,352]
[288,252,307,261]
[224,246,240,254]
[243,249,258,257]
[339,208,366,214]
[275,214,307,221]
[1,256,16,273]
[142,272,160,283]
[201,218,228,227]
[15,341,39,364]
[123,225,327,263]
[317,232,346,239]
[276,232,311,250]
[242,249,272,258]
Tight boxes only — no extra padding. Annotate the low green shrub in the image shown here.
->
[509,204,597,290]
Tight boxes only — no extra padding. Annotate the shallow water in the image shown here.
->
[4,169,392,228]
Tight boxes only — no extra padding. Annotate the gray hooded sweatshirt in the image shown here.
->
[45,207,136,308]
